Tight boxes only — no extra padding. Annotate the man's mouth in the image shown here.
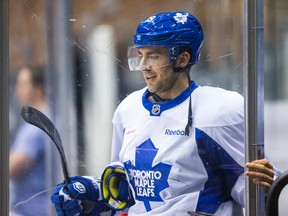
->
[145,74,157,81]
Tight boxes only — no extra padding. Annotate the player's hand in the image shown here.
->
[101,162,135,211]
[245,159,275,188]
[51,176,107,216]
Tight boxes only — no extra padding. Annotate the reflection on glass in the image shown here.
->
[8,0,288,215]
[9,67,52,215]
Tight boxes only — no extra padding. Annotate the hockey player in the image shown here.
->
[51,11,277,216]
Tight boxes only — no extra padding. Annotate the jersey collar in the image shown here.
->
[142,81,198,116]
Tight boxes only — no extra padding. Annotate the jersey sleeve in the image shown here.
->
[195,122,245,207]
[110,104,125,162]
[110,88,146,163]
[193,86,246,207]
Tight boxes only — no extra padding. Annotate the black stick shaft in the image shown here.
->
[21,106,70,184]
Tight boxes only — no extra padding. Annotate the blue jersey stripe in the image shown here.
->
[195,128,244,214]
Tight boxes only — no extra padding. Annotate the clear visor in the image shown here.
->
[127,46,173,71]
[127,46,141,71]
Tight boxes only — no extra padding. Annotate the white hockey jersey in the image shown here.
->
[111,81,245,216]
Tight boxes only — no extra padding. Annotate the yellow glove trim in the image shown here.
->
[101,165,129,210]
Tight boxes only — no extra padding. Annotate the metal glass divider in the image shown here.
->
[0,0,9,215]
[244,0,266,215]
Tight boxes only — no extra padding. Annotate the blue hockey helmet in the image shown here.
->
[128,11,204,71]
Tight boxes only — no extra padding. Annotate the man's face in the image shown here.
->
[15,68,37,105]
[138,46,182,99]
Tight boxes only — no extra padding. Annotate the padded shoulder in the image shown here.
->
[192,86,244,127]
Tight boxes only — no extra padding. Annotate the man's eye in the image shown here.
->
[148,55,159,59]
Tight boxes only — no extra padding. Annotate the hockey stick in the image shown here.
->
[21,106,99,213]
[21,106,70,184]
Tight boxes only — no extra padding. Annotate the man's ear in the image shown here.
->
[175,51,190,68]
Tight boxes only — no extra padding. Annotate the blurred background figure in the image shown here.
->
[9,66,51,216]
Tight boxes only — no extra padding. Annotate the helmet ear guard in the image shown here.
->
[168,45,193,73]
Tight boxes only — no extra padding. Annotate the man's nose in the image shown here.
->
[139,58,152,71]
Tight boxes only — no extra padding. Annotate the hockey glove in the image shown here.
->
[51,176,108,216]
[101,162,135,211]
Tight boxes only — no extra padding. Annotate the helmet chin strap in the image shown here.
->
[147,60,193,136]
[184,69,193,136]
[172,61,194,73]
[171,61,193,136]
[172,62,184,73]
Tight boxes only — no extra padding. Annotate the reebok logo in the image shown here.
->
[165,129,186,136]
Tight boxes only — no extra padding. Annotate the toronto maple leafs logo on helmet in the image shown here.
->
[144,15,156,23]
[173,12,188,24]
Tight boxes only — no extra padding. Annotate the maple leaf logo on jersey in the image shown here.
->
[123,138,172,212]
